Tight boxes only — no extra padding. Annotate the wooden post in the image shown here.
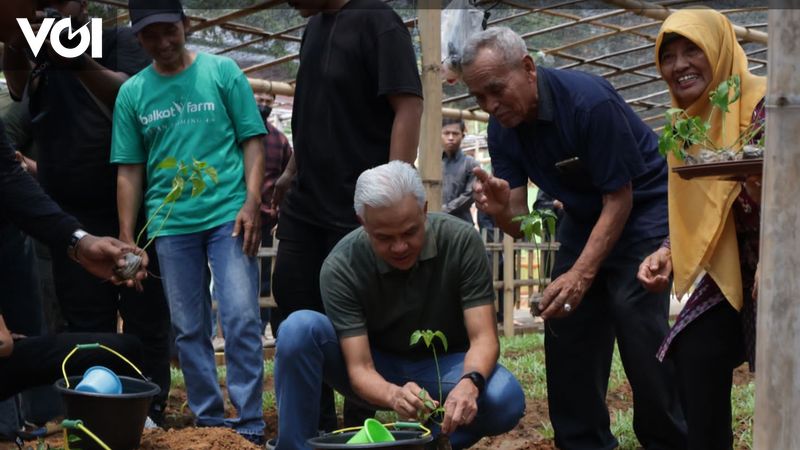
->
[417,2,443,211]
[754,6,800,448]
[502,233,515,338]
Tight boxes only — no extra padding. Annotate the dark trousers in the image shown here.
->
[0,333,143,401]
[0,223,55,434]
[50,212,171,420]
[545,237,687,450]
[670,301,743,450]
[273,214,372,431]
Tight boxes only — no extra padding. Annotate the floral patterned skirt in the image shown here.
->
[657,189,760,370]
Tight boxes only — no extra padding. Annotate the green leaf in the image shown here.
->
[192,157,208,170]
[165,177,185,203]
[424,400,435,409]
[545,216,556,238]
[410,330,422,346]
[68,433,82,443]
[422,332,433,348]
[204,167,219,184]
[190,177,206,197]
[433,331,448,352]
[418,388,427,400]
[156,156,178,169]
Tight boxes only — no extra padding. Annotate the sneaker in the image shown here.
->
[265,438,277,450]
[241,433,265,446]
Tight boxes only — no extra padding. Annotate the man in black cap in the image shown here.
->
[113,0,267,445]
[2,0,171,425]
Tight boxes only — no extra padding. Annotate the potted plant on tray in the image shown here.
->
[657,74,764,165]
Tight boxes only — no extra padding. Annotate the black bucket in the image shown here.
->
[55,375,160,450]
[307,430,433,449]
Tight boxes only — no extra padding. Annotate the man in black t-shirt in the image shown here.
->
[272,0,423,431]
[2,0,171,424]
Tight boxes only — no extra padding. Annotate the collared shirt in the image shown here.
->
[320,213,494,359]
[260,120,292,229]
[441,150,478,225]
[488,66,668,254]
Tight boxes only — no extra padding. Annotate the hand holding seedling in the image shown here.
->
[388,381,436,420]
[77,235,149,286]
[538,269,591,319]
[116,157,218,280]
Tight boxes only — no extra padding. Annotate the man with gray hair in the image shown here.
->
[461,27,687,449]
[272,161,524,449]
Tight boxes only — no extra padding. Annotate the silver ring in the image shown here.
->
[563,303,572,312]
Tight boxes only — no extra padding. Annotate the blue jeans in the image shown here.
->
[155,221,264,436]
[274,310,525,450]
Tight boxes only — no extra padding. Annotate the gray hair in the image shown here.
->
[354,161,426,218]
[461,27,528,71]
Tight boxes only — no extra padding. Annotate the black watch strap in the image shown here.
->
[460,371,486,395]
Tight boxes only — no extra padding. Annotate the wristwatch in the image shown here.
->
[460,371,486,395]
[67,229,89,262]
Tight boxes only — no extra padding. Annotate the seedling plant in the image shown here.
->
[658,75,764,163]
[513,208,557,243]
[116,157,218,279]
[409,329,448,424]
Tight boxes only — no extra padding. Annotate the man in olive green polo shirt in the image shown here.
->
[273,161,524,450]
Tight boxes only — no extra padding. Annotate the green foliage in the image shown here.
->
[512,209,558,242]
[609,408,637,448]
[136,158,219,252]
[658,75,753,160]
[409,330,449,423]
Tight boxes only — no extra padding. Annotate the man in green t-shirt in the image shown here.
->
[273,162,524,449]
[110,0,267,444]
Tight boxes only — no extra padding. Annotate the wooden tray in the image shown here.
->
[672,159,763,181]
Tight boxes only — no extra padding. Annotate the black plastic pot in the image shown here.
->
[55,375,160,450]
[308,430,433,449]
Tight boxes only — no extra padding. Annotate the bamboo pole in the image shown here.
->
[417,2,443,211]
[502,233,515,338]
[187,0,285,33]
[247,79,489,122]
[753,5,800,448]
[600,0,768,44]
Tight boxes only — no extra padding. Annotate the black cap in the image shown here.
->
[128,0,185,34]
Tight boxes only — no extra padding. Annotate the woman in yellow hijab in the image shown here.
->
[637,8,765,449]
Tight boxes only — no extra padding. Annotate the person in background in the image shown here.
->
[637,9,765,449]
[441,118,478,226]
[254,90,291,342]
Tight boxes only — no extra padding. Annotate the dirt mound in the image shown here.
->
[139,427,262,450]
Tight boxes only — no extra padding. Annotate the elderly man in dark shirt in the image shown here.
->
[462,27,687,450]
[441,118,478,226]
